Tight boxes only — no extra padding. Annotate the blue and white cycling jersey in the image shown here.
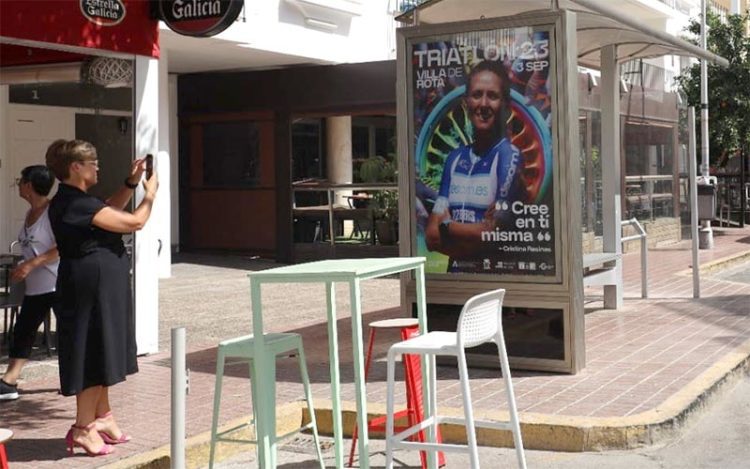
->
[433,138,522,223]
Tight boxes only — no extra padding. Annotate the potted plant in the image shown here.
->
[372,187,399,245]
[358,155,399,245]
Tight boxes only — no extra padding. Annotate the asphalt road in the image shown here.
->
[716,259,750,285]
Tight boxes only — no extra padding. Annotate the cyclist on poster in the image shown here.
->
[424,60,528,271]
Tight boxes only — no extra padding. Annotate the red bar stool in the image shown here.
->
[348,318,445,468]
[0,428,13,469]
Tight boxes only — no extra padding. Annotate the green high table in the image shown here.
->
[248,257,436,469]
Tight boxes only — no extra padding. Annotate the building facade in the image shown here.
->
[1,0,739,351]
[0,0,400,353]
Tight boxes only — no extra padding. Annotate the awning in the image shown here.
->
[396,0,729,69]
[0,0,159,60]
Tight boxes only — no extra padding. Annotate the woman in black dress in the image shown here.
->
[46,139,158,457]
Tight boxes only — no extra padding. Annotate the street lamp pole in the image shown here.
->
[699,0,714,249]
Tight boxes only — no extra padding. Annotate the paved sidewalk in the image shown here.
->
[1,227,749,468]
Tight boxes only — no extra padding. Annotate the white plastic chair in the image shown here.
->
[384,289,526,469]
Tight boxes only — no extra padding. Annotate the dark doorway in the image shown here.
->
[75,113,133,202]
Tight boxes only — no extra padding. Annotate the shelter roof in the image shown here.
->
[396,0,729,69]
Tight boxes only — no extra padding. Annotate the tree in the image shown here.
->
[676,12,750,168]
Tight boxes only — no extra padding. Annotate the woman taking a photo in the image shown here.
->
[46,139,158,457]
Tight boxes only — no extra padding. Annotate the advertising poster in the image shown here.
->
[413,26,556,276]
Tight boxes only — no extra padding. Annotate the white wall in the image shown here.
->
[134,56,161,355]
[169,74,179,252]
[614,1,696,91]
[163,0,396,67]
[157,48,172,278]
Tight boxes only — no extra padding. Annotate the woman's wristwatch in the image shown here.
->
[124,178,139,189]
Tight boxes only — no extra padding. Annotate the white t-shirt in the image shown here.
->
[17,207,59,295]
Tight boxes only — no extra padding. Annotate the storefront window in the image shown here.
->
[202,121,260,187]
[292,118,325,182]
[352,125,370,161]
[624,123,676,221]
[352,116,396,182]
[9,81,133,201]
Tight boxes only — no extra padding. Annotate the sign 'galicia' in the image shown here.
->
[80,0,126,26]
[158,0,244,37]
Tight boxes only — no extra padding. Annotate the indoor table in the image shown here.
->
[247,257,434,469]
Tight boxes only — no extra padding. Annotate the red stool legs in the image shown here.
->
[0,443,8,469]
[348,327,377,467]
[0,428,11,469]
[348,324,445,468]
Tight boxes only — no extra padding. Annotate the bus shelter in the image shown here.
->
[395,0,728,373]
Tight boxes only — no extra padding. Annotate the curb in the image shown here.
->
[304,337,750,452]
[676,249,750,278]
[100,401,306,469]
[699,249,750,275]
[98,341,750,467]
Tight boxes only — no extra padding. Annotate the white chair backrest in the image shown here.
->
[457,289,505,348]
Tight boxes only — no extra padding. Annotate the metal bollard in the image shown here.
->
[688,107,701,298]
[171,327,189,469]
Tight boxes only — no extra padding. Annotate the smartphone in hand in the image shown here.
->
[145,154,154,180]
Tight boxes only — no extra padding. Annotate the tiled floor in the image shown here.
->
[2,227,749,468]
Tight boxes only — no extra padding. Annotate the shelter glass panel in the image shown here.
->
[579,110,603,252]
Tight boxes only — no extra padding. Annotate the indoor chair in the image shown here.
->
[1,259,24,348]
[384,289,526,469]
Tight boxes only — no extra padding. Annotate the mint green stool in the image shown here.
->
[208,333,324,469]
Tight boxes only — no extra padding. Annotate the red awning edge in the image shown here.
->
[0,0,159,59]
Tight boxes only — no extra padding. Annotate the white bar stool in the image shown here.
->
[384,289,526,469]
[208,332,324,469]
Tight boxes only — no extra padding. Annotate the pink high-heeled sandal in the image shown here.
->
[96,411,131,444]
[65,422,115,457]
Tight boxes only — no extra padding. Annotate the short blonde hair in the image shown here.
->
[46,139,97,181]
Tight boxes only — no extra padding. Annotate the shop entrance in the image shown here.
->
[3,94,133,250]
[4,106,73,250]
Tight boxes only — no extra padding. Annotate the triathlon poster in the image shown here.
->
[413,26,557,277]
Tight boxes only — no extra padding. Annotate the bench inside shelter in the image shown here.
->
[582,252,621,289]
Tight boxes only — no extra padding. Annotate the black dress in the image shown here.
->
[49,183,137,396]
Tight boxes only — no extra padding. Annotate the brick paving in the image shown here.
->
[1,226,749,467]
